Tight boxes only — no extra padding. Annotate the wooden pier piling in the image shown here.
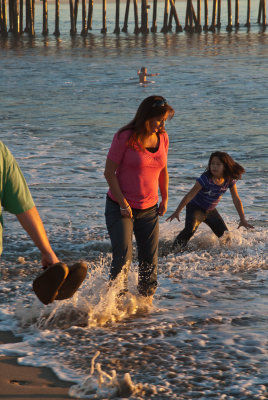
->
[245,0,251,27]
[69,0,75,35]
[203,0,208,31]
[74,0,78,33]
[19,0,23,33]
[209,0,217,32]
[101,0,106,33]
[1,0,8,36]
[169,0,182,32]
[151,0,157,32]
[81,0,87,35]
[87,0,93,30]
[263,0,267,26]
[54,0,60,36]
[235,0,239,28]
[226,0,232,31]
[114,0,120,33]
[217,0,221,28]
[29,0,34,36]
[122,0,130,32]
[258,0,267,27]
[141,0,149,33]
[196,0,201,32]
[161,0,169,32]
[133,0,139,34]
[42,0,48,35]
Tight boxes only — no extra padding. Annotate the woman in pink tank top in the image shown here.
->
[104,96,174,298]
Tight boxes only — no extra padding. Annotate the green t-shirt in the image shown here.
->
[0,141,35,255]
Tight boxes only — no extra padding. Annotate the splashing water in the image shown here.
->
[69,351,158,399]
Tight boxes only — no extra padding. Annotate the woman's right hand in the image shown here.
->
[120,204,133,218]
[166,211,180,222]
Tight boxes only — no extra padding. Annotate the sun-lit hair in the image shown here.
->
[118,96,174,150]
[207,151,245,180]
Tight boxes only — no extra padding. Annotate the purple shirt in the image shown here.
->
[190,172,236,211]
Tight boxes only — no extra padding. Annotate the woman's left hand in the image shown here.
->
[158,200,168,216]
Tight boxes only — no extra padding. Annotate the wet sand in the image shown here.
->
[0,330,78,400]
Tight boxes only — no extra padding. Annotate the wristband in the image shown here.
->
[120,205,130,211]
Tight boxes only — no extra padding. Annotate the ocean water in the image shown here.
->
[0,1,268,399]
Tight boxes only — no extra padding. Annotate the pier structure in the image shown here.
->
[0,0,267,37]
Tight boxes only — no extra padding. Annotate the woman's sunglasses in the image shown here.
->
[152,98,167,108]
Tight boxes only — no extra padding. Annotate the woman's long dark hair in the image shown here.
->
[207,151,245,180]
[118,96,174,149]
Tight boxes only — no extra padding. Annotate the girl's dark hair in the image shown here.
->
[118,96,174,149]
[207,151,245,180]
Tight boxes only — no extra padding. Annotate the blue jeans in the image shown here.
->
[172,202,228,249]
[105,196,159,296]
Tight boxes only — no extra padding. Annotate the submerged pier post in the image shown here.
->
[245,0,250,27]
[235,0,239,28]
[203,0,208,30]
[258,0,267,26]
[19,0,23,33]
[141,0,149,33]
[258,0,262,23]
[195,0,201,32]
[69,0,75,35]
[81,0,87,35]
[169,0,182,32]
[29,0,35,36]
[101,0,106,33]
[74,0,78,32]
[8,0,13,32]
[13,0,19,35]
[168,0,173,31]
[209,0,217,32]
[122,0,130,32]
[54,0,60,36]
[217,0,221,28]
[161,0,169,32]
[226,0,233,31]
[24,0,29,32]
[114,0,120,33]
[42,0,48,35]
[263,0,267,26]
[87,0,93,30]
[1,0,8,36]
[133,0,139,33]
[151,0,157,32]
[185,0,194,33]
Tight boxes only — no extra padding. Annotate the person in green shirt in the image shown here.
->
[0,141,58,267]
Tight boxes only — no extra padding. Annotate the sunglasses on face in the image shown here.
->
[152,98,167,108]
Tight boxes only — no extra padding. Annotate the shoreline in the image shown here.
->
[0,330,79,400]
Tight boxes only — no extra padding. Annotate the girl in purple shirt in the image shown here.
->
[167,151,254,251]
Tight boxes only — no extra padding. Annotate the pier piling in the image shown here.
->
[226,0,232,31]
[42,0,48,35]
[122,0,130,32]
[54,0,60,36]
[101,0,106,33]
[87,0,93,30]
[245,0,251,27]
